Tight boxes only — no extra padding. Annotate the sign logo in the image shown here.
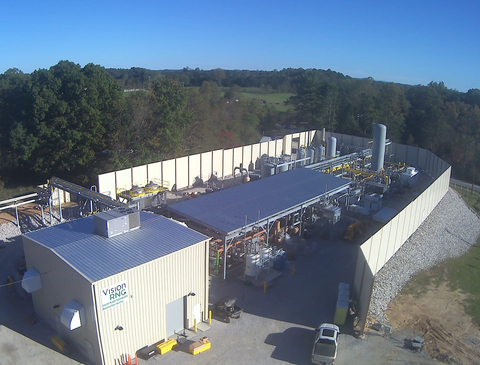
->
[101,281,128,310]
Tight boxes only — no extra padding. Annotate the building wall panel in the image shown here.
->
[176,156,189,189]
[162,159,175,190]
[98,172,116,198]
[23,238,102,365]
[94,240,209,365]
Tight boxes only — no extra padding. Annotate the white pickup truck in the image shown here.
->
[311,323,340,364]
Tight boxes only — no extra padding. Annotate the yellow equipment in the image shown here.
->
[156,339,177,355]
[189,337,211,355]
[344,220,366,241]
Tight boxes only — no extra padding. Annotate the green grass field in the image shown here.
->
[241,91,295,112]
[0,185,37,201]
[402,184,480,325]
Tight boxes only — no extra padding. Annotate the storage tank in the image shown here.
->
[316,145,325,162]
[277,160,288,173]
[296,147,306,166]
[245,253,259,277]
[371,124,387,172]
[326,137,337,158]
[262,163,275,178]
[307,145,315,164]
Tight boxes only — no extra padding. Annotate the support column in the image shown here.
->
[223,236,227,280]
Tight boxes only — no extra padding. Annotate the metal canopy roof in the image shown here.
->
[24,212,208,283]
[169,168,350,238]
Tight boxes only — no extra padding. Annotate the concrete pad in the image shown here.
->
[0,325,83,365]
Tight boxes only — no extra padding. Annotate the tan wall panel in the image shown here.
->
[223,149,233,178]
[233,147,243,170]
[377,224,391,269]
[283,134,292,155]
[243,145,253,170]
[260,142,268,157]
[132,166,147,186]
[385,215,400,259]
[162,159,175,189]
[212,149,223,179]
[251,143,261,163]
[268,141,276,156]
[147,162,162,182]
[23,238,102,365]
[201,152,213,182]
[116,169,132,197]
[370,232,383,275]
[189,154,201,186]
[94,240,209,365]
[98,172,116,198]
[176,156,189,189]
[275,139,283,156]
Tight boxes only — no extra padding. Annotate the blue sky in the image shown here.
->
[1,0,478,92]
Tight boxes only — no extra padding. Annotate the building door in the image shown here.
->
[193,303,201,324]
[166,298,184,336]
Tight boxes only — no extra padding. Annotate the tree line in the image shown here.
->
[0,61,479,188]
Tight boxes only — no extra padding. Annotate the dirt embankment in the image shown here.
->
[386,282,480,365]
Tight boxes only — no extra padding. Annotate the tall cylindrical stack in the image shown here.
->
[371,124,387,172]
[327,137,337,158]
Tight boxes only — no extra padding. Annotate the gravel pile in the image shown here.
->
[369,188,480,323]
[0,211,65,243]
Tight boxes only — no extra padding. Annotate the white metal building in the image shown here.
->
[21,209,209,365]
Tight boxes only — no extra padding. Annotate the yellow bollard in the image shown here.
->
[208,310,212,325]
[194,318,197,332]
[292,264,295,276]
[264,281,267,293]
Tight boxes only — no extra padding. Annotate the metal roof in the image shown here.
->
[169,168,350,237]
[24,212,208,283]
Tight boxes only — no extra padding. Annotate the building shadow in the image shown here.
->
[264,326,314,365]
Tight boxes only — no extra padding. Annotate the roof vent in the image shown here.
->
[94,208,141,238]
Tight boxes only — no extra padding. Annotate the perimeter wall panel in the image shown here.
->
[162,159,175,190]
[268,141,276,156]
[147,162,162,181]
[176,156,189,189]
[189,154,201,186]
[132,166,147,185]
[223,149,233,178]
[233,147,243,170]
[275,139,283,156]
[243,146,253,170]
[353,152,450,334]
[98,172,116,198]
[251,144,261,164]
[201,152,212,182]
[116,169,132,193]
[260,142,268,157]
[283,134,292,155]
[212,150,223,178]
